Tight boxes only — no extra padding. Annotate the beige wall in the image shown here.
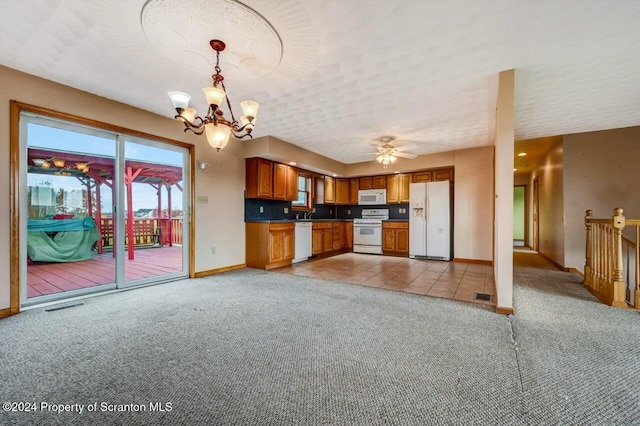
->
[452,147,494,261]
[0,65,247,310]
[563,126,640,272]
[531,139,564,267]
[494,69,515,311]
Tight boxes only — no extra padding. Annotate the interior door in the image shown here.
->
[533,176,539,251]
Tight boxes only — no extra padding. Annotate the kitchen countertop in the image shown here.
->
[246,219,354,223]
[244,218,411,223]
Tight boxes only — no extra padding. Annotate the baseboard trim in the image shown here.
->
[536,251,565,271]
[496,306,515,315]
[454,258,493,266]
[0,308,13,319]
[565,267,584,277]
[194,263,245,278]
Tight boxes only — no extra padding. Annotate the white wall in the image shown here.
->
[563,126,640,272]
[0,65,247,310]
[531,140,564,267]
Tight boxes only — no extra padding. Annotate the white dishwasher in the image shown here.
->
[293,221,313,263]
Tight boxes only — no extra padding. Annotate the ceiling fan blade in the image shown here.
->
[394,152,417,159]
[394,144,418,152]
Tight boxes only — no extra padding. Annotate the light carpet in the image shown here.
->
[0,254,638,425]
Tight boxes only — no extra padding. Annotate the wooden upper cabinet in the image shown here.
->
[272,162,287,200]
[246,158,274,199]
[359,176,372,190]
[433,168,454,182]
[412,170,432,183]
[324,176,336,204]
[412,168,454,183]
[372,175,386,189]
[399,173,410,203]
[335,178,350,205]
[349,178,359,205]
[386,174,400,204]
[285,166,298,201]
[387,173,410,204]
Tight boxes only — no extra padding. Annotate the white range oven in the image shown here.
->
[353,209,389,254]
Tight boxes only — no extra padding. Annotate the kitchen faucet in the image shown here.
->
[304,211,312,219]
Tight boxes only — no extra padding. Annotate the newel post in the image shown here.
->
[584,209,593,288]
[612,207,626,307]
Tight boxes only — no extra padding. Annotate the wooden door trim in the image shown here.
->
[9,100,195,316]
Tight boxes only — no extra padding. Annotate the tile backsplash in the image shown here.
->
[245,198,409,221]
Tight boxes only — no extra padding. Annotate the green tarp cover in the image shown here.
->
[28,217,96,232]
[27,218,99,262]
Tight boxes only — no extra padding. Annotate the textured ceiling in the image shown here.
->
[1,0,639,164]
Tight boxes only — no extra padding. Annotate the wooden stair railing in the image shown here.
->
[584,208,640,309]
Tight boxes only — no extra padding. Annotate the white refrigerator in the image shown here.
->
[409,181,450,260]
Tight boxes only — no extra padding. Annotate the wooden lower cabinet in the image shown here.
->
[312,222,334,254]
[332,221,344,250]
[246,222,294,270]
[313,221,351,255]
[345,222,353,250]
[382,221,409,257]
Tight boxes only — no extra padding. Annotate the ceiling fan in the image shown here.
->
[371,136,418,167]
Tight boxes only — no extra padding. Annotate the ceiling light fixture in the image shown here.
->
[517,152,527,157]
[376,151,397,167]
[372,136,417,168]
[168,39,259,152]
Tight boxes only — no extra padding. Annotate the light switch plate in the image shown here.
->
[196,195,209,204]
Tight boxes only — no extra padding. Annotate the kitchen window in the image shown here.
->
[292,173,312,210]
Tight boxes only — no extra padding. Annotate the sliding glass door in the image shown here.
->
[121,139,186,288]
[21,114,189,305]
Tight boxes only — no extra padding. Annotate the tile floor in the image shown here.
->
[277,253,495,307]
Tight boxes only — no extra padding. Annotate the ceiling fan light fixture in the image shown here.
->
[168,39,258,151]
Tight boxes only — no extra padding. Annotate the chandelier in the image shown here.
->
[168,39,259,151]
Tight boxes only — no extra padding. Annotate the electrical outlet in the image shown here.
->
[196,195,209,204]
[284,207,289,214]
[259,206,264,214]
[347,209,351,215]
[211,247,216,254]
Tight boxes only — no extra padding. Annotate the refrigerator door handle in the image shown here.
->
[425,196,429,222]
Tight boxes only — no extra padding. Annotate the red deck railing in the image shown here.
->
[97,217,183,251]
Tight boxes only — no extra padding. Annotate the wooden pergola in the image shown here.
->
[27,147,183,260]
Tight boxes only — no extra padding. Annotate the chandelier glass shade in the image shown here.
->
[168,39,259,151]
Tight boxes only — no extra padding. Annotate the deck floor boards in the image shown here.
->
[27,246,183,298]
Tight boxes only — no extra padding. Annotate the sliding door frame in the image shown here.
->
[9,101,196,314]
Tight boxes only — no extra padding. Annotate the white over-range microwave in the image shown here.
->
[358,189,387,205]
